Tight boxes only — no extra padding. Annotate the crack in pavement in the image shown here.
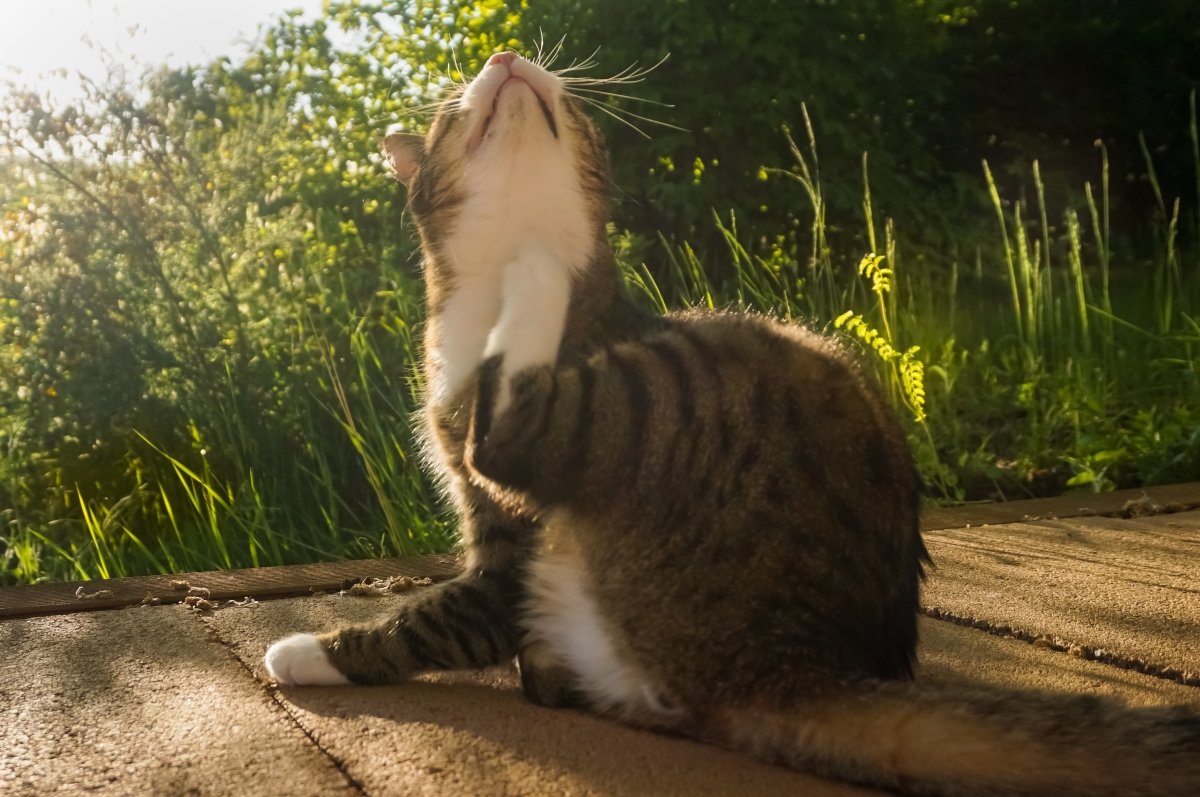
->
[193,611,370,796]
[921,605,1200,687]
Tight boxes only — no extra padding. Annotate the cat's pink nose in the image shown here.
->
[487,51,518,67]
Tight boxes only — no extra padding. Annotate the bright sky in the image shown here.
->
[0,0,326,101]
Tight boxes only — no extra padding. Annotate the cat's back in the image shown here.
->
[642,308,918,511]
[541,309,925,702]
[573,306,920,548]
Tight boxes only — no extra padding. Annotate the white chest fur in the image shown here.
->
[427,276,503,407]
[426,104,591,407]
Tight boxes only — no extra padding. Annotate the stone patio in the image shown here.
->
[3,483,1198,796]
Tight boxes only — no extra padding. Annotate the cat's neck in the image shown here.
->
[560,245,653,353]
[421,234,640,406]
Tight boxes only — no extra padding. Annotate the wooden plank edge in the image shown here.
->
[0,554,462,621]
[6,481,1199,617]
[921,481,1200,531]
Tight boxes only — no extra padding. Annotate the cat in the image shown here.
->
[264,51,1199,796]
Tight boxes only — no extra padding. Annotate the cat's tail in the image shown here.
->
[705,679,1199,797]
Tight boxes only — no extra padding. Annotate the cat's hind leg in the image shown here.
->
[517,639,586,708]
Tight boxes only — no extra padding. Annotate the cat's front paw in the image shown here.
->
[481,244,571,417]
[263,633,352,686]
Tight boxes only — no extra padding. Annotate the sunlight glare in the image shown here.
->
[0,0,324,102]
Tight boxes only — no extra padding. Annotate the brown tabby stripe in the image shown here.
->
[669,329,724,467]
[384,621,430,673]
[372,645,404,682]
[722,376,770,495]
[675,323,731,471]
[472,355,503,443]
[606,348,651,472]
[329,572,524,685]
[432,589,492,661]
[645,338,696,427]
[466,503,527,552]
[563,363,597,479]
[444,578,510,656]
[444,611,492,665]
[428,119,456,155]
[673,324,723,365]
[404,602,456,668]
[528,370,560,444]
[644,337,700,478]
[784,388,871,538]
[430,589,498,668]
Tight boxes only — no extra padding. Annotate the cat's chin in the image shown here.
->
[263,633,352,686]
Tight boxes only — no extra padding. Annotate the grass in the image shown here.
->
[3,97,1199,585]
[635,105,1200,502]
[0,238,457,584]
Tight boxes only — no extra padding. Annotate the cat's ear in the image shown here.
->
[383,130,425,185]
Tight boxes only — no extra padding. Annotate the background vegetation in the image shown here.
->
[2,0,1198,584]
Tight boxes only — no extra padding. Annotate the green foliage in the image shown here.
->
[939,0,1200,215]
[835,256,927,425]
[2,1,1199,583]
[516,1,1200,271]
[519,0,963,263]
[0,12,467,584]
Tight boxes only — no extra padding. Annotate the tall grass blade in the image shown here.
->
[1065,209,1092,354]
[983,160,1025,353]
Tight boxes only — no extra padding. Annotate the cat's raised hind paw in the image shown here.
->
[263,633,352,686]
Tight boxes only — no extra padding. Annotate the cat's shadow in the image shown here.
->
[275,670,857,796]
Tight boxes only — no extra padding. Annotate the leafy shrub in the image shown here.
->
[1,0,1198,583]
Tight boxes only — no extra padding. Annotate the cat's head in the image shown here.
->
[384,52,611,247]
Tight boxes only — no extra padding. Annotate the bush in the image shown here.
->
[1,1,1198,583]
[0,37,450,583]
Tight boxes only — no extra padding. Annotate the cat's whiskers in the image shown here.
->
[568,92,687,138]
[556,53,671,86]
[571,95,653,140]
[394,51,683,142]
[568,86,675,109]
[400,79,468,119]
[447,50,464,84]
[539,52,682,138]
[532,34,568,72]
[399,97,463,120]
[550,46,603,77]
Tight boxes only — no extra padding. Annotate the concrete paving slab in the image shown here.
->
[206,586,1198,797]
[209,591,883,797]
[917,617,1198,705]
[0,605,359,797]
[923,510,1200,683]
[4,497,1198,797]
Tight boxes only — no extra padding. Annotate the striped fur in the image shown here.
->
[709,682,1200,797]
[264,53,1200,795]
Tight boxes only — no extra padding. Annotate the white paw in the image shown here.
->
[263,633,352,686]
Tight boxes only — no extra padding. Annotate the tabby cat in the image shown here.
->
[264,51,1199,795]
